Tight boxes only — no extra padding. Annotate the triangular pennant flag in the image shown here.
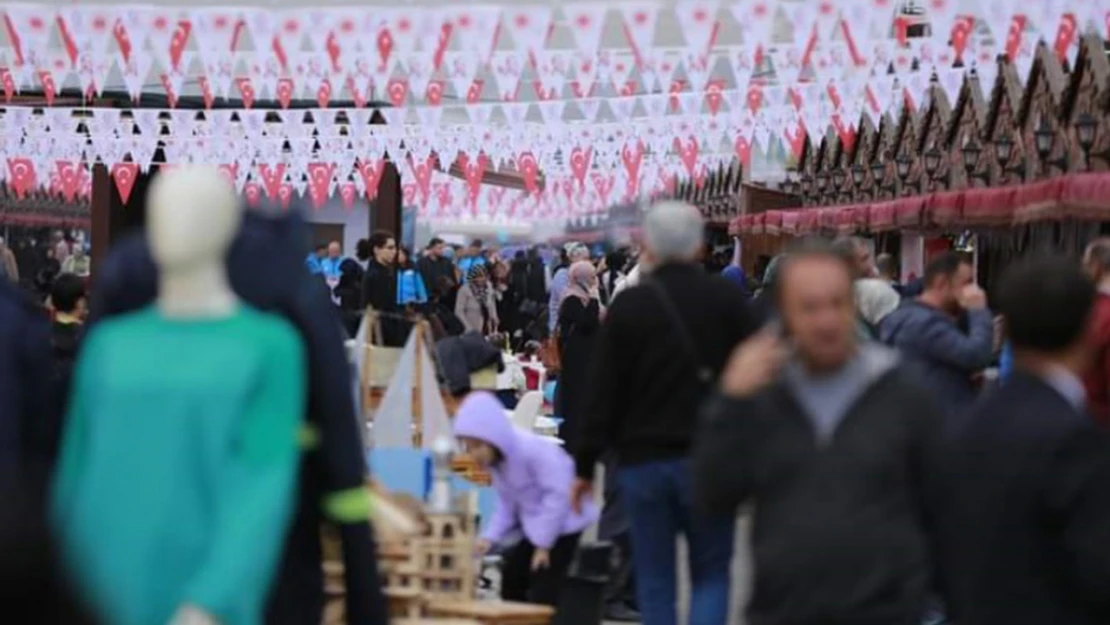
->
[674,0,721,59]
[504,6,552,57]
[563,3,608,57]
[620,4,660,64]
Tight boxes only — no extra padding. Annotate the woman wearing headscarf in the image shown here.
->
[553,261,603,451]
[854,277,902,337]
[455,263,499,335]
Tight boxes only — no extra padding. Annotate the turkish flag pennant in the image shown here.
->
[1054,13,1077,62]
[409,155,435,206]
[620,4,660,67]
[236,77,256,109]
[306,162,337,209]
[674,0,720,60]
[516,151,540,195]
[339,182,357,209]
[674,136,699,176]
[37,69,57,106]
[357,158,386,200]
[705,79,725,114]
[258,162,287,199]
[276,78,295,109]
[317,79,333,109]
[110,162,140,204]
[278,183,294,211]
[568,146,592,190]
[563,3,607,57]
[6,157,36,198]
[197,76,215,109]
[734,133,753,167]
[387,78,409,107]
[951,15,975,62]
[1004,14,1028,61]
[1,69,14,103]
[467,79,484,104]
[621,140,644,198]
[54,161,83,202]
[243,182,262,207]
[347,76,368,108]
[426,80,445,105]
[216,163,239,188]
[463,153,488,202]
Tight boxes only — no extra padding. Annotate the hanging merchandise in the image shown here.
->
[0,1,1091,222]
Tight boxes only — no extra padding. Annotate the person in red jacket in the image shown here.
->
[1080,238,1110,427]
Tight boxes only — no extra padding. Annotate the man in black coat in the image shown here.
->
[694,238,942,625]
[89,210,387,625]
[935,256,1110,625]
[572,202,757,625]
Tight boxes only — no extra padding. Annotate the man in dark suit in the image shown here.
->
[936,256,1110,625]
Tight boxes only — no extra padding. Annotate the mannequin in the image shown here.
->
[52,167,308,625]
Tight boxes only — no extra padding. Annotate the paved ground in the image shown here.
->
[605,514,754,625]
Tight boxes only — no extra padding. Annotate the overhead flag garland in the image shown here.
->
[0,0,1103,223]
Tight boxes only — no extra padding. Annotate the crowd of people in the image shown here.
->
[3,194,1110,625]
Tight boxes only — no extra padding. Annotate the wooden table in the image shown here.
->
[426,600,554,625]
[393,620,481,625]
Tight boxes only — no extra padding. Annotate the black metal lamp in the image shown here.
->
[923,147,942,176]
[870,161,886,182]
[1034,118,1055,160]
[816,172,829,191]
[895,153,912,180]
[801,173,812,193]
[1076,113,1097,153]
[1074,112,1110,167]
[1034,117,1068,173]
[832,168,846,190]
[994,134,1014,164]
[851,164,866,186]
[962,140,990,185]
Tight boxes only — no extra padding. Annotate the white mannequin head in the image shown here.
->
[147,166,241,318]
[147,166,241,271]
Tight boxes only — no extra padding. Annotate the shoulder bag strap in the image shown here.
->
[644,280,713,384]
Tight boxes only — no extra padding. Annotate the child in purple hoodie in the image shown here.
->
[453,392,598,606]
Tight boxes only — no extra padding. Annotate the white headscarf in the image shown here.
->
[855,278,901,326]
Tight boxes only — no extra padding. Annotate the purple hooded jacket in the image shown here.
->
[453,392,598,549]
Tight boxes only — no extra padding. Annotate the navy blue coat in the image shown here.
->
[936,371,1110,625]
[0,279,53,482]
[880,300,995,412]
[88,211,387,625]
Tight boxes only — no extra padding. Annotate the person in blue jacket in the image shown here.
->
[396,246,428,307]
[89,209,387,625]
[304,243,326,275]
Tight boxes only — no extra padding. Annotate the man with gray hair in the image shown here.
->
[572,201,757,625]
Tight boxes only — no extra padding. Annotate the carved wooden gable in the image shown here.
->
[984,62,1025,183]
[946,74,989,188]
[1066,34,1110,171]
[871,114,897,196]
[893,102,924,193]
[1018,43,1070,177]
[917,85,954,189]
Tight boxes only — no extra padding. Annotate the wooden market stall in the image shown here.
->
[733,36,1110,286]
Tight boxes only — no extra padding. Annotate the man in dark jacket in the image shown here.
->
[417,237,456,298]
[880,251,994,412]
[694,239,942,625]
[572,201,757,625]
[89,210,387,625]
[935,256,1110,625]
